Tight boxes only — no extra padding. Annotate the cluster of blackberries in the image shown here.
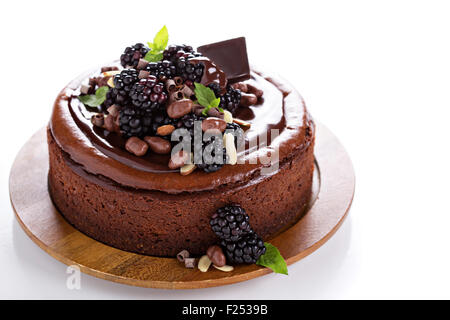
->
[163,44,204,82]
[145,60,177,80]
[209,83,242,114]
[210,204,266,264]
[120,43,149,68]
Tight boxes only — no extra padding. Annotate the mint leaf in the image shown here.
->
[144,26,168,62]
[78,86,109,107]
[256,243,288,275]
[145,51,164,62]
[194,82,221,116]
[152,25,169,51]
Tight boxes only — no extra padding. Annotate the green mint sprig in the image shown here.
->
[256,243,288,275]
[78,86,109,107]
[193,82,222,116]
[144,25,169,62]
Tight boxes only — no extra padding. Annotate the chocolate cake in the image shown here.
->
[47,32,315,260]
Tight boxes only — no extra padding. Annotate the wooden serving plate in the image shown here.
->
[9,123,354,289]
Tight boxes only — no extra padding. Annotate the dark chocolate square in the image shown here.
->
[197,37,250,84]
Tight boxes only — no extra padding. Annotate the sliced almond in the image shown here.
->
[224,133,237,165]
[102,70,120,77]
[198,255,212,272]
[233,118,251,130]
[223,110,233,124]
[213,264,234,272]
[107,77,115,88]
[180,163,196,176]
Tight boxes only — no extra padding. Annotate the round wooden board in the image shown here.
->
[9,123,354,289]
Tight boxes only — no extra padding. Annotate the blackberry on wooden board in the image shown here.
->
[221,233,266,264]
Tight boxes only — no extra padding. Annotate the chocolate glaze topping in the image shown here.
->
[189,57,227,95]
[50,63,313,193]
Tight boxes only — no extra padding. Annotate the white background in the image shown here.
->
[1,0,449,299]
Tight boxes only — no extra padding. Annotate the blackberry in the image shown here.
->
[175,57,204,82]
[145,60,177,80]
[102,89,117,109]
[151,110,177,135]
[210,204,253,242]
[114,69,139,97]
[162,44,204,82]
[163,44,196,62]
[118,104,152,138]
[221,233,266,264]
[120,43,149,68]
[197,142,228,173]
[129,76,167,110]
[209,83,242,114]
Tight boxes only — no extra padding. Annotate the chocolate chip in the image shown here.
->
[201,117,227,133]
[167,99,193,119]
[144,136,172,154]
[91,114,104,127]
[125,137,148,156]
[168,150,190,169]
[207,245,226,267]
[240,93,258,107]
[177,250,190,262]
[156,124,175,136]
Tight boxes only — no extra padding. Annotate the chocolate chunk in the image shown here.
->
[231,82,248,93]
[101,66,119,73]
[206,107,224,119]
[167,99,193,119]
[197,37,250,84]
[207,245,226,267]
[192,104,205,116]
[240,93,258,107]
[144,136,172,154]
[137,58,149,70]
[138,70,150,79]
[104,114,119,132]
[125,137,148,156]
[202,117,227,133]
[246,83,263,98]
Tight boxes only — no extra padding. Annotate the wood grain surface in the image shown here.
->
[9,123,355,289]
